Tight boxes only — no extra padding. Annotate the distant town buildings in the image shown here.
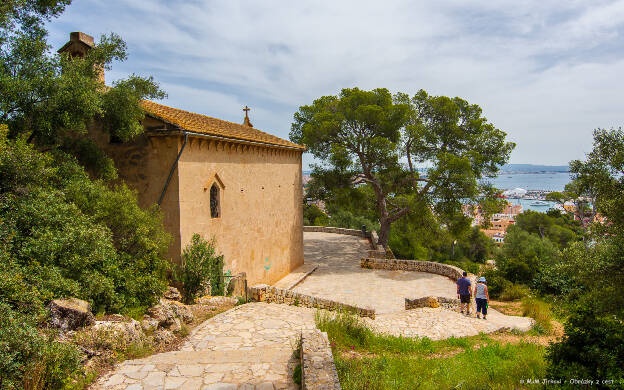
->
[463,201,523,245]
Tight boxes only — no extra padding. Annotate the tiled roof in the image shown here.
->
[141,100,305,150]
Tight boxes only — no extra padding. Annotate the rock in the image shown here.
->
[226,272,247,297]
[141,315,159,332]
[153,329,175,345]
[163,286,182,301]
[197,296,238,306]
[92,319,144,346]
[168,317,182,332]
[147,299,194,328]
[48,298,95,332]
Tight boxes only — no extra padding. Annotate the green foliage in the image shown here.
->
[1,1,165,179]
[303,203,329,226]
[0,135,170,313]
[318,311,546,390]
[499,283,530,301]
[496,225,560,285]
[547,306,624,382]
[515,210,581,249]
[521,297,553,335]
[479,269,511,299]
[176,234,224,304]
[291,87,514,247]
[0,304,83,390]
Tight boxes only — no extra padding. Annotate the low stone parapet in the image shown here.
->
[248,284,375,319]
[360,257,464,281]
[405,296,460,311]
[303,225,382,251]
[301,329,341,390]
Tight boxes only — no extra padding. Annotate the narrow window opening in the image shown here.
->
[210,183,220,218]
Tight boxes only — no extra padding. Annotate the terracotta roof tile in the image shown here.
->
[141,100,304,150]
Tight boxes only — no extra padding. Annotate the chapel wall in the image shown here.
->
[176,137,304,285]
[87,120,183,262]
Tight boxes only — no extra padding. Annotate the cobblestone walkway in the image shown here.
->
[94,303,316,390]
[367,307,533,340]
[293,232,458,314]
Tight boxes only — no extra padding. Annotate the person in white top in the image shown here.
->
[474,277,489,319]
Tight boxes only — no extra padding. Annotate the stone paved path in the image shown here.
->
[94,303,316,390]
[367,307,533,340]
[95,232,533,389]
[293,232,458,314]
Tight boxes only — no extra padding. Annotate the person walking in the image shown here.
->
[456,271,472,315]
[474,276,489,319]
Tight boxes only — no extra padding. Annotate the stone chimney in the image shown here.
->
[58,32,104,84]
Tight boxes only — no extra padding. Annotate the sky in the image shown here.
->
[48,0,624,170]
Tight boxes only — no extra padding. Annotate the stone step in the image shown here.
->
[121,347,295,366]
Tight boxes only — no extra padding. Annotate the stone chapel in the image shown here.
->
[59,32,305,286]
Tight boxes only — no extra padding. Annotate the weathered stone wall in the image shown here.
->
[301,330,341,390]
[405,296,460,311]
[248,284,375,319]
[360,258,464,281]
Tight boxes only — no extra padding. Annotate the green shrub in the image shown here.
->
[547,306,624,383]
[0,304,83,390]
[480,269,511,299]
[0,136,170,314]
[522,297,553,334]
[499,283,530,301]
[176,234,224,303]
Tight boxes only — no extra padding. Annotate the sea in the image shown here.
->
[302,171,573,213]
[482,172,573,213]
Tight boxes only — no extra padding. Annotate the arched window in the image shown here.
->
[210,183,220,218]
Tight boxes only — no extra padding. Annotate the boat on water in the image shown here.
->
[530,200,549,206]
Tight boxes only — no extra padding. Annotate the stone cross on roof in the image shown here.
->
[242,105,253,127]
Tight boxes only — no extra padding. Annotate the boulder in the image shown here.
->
[147,299,194,328]
[48,298,95,332]
[153,329,175,345]
[91,319,144,348]
[163,286,182,301]
[141,315,159,333]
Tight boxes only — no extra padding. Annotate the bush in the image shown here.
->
[547,306,624,382]
[480,269,511,299]
[0,136,170,314]
[176,234,224,304]
[499,284,530,301]
[0,304,83,390]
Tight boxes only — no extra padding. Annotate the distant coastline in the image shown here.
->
[302,163,570,176]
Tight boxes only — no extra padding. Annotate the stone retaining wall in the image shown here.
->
[405,296,460,311]
[300,330,341,390]
[248,284,375,319]
[360,257,464,281]
[303,226,384,253]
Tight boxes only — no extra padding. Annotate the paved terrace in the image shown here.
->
[292,231,458,314]
[95,231,531,389]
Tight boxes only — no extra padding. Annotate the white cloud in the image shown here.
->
[49,0,624,168]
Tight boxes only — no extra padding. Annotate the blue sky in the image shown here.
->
[48,1,624,170]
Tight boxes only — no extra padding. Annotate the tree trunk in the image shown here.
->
[377,217,391,248]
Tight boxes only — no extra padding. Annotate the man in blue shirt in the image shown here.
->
[456,271,472,315]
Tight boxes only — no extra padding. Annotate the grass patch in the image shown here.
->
[335,342,546,389]
[317,311,547,389]
[522,297,553,335]
[500,284,531,301]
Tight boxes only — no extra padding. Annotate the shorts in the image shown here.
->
[460,294,471,304]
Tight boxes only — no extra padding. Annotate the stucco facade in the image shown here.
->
[93,115,304,286]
